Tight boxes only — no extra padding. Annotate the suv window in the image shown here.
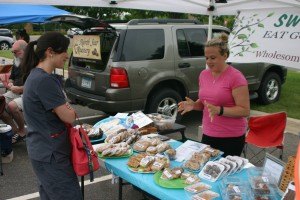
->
[177,29,206,57]
[120,29,165,61]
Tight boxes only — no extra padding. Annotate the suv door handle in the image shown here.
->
[178,63,191,68]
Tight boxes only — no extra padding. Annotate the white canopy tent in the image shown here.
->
[1,0,300,15]
[1,0,299,39]
[1,0,299,68]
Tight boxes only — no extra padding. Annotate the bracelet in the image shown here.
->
[218,106,224,116]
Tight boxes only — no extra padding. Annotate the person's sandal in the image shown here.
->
[12,134,26,144]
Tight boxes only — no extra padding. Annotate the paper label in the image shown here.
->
[205,147,214,153]
[132,111,153,128]
[140,157,151,167]
[203,173,212,180]
[163,170,173,179]
[114,113,129,119]
[186,176,195,183]
[175,140,208,162]
[110,137,118,144]
[262,176,269,182]
[192,196,205,200]
[136,143,145,149]
[155,154,164,158]
[152,162,163,168]
[233,186,241,193]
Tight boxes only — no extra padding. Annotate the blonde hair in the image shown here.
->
[205,32,229,58]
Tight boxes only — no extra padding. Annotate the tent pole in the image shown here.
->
[207,0,215,41]
[208,12,213,41]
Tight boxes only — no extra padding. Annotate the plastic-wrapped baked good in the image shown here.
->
[184,159,201,171]
[133,140,151,152]
[150,160,165,171]
[181,172,193,179]
[161,168,174,180]
[203,146,220,157]
[150,138,162,146]
[164,148,176,160]
[127,156,141,168]
[199,161,225,182]
[228,194,243,200]
[219,158,238,175]
[156,142,170,153]
[96,143,113,153]
[192,190,219,200]
[185,174,200,184]
[250,176,271,195]
[140,156,155,168]
[215,161,230,178]
[146,146,158,155]
[185,182,211,193]
[171,167,184,179]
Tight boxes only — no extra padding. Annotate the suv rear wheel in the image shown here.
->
[146,89,182,119]
[258,72,282,104]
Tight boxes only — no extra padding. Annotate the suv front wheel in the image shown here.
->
[146,88,182,119]
[258,72,282,105]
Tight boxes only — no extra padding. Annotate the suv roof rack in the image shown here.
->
[128,19,200,25]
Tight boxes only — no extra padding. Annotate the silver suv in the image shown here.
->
[50,15,287,118]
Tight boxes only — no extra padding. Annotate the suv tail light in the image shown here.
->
[110,67,129,88]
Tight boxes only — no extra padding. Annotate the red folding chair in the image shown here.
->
[243,112,287,165]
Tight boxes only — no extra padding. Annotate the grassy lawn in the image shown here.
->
[0,48,72,69]
[1,49,299,119]
[251,70,300,119]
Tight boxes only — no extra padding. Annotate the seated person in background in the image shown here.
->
[0,40,27,143]
[16,29,30,43]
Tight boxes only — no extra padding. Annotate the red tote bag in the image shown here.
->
[67,123,100,181]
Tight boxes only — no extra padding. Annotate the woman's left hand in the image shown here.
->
[204,101,221,122]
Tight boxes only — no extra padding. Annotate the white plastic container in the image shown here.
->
[147,113,175,131]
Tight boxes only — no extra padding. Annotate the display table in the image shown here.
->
[98,141,282,200]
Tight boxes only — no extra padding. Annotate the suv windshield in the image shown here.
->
[120,29,165,61]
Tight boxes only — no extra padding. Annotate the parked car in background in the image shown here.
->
[0,28,13,38]
[49,15,287,119]
[67,27,83,38]
[0,36,14,50]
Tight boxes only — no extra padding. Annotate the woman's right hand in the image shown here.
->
[178,97,195,115]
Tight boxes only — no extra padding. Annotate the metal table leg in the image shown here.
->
[118,177,123,200]
[81,176,84,199]
[180,130,187,142]
[0,141,3,176]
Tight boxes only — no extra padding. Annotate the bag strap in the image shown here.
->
[74,113,95,182]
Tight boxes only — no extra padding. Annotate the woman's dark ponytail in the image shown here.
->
[21,32,69,83]
[21,40,38,83]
